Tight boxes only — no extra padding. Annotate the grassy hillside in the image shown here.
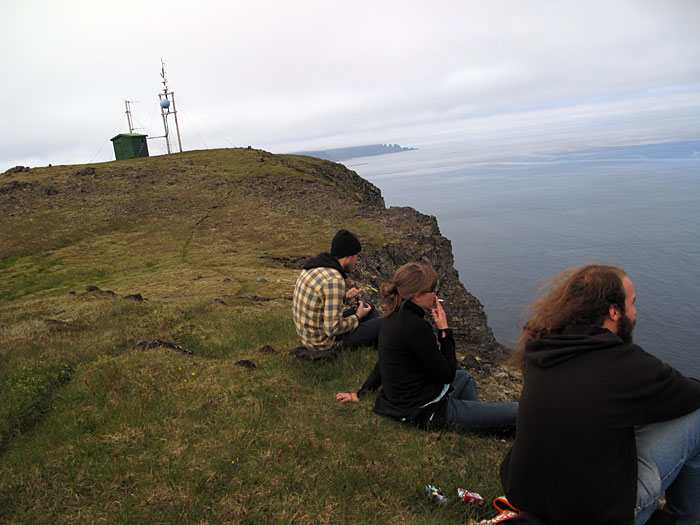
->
[0,149,520,524]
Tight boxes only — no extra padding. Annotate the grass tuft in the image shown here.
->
[0,360,74,453]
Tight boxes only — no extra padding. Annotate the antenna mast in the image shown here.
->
[124,100,139,133]
[157,59,183,154]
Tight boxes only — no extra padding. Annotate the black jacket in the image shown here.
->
[358,300,456,426]
[500,326,700,525]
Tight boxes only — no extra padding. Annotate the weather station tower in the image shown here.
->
[153,59,183,154]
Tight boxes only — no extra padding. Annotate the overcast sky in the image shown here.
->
[1,0,699,170]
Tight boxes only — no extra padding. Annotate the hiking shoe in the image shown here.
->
[289,346,338,362]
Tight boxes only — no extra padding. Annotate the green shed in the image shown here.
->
[110,133,149,160]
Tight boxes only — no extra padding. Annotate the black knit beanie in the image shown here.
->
[330,229,362,257]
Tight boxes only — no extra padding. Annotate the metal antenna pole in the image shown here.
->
[170,93,183,153]
[156,59,183,154]
[160,60,172,154]
[125,100,134,133]
[161,105,171,154]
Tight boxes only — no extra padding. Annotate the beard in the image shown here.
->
[617,313,636,344]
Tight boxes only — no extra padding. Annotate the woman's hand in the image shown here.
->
[430,296,449,330]
[336,392,359,403]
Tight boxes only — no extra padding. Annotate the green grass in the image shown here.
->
[0,254,112,303]
[0,256,19,271]
[0,339,512,524]
[0,360,74,452]
[0,148,519,523]
[0,291,515,524]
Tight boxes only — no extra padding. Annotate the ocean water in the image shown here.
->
[344,140,700,378]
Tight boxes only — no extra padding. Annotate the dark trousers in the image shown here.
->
[341,301,381,349]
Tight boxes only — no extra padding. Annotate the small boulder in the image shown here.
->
[235,360,257,369]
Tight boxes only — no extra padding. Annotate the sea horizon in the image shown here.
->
[345,139,700,378]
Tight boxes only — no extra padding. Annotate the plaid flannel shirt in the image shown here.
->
[293,266,359,351]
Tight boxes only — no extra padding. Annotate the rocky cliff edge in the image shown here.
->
[1,148,506,367]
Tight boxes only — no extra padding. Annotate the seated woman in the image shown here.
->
[336,262,517,434]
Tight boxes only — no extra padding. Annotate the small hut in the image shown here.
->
[111,133,149,160]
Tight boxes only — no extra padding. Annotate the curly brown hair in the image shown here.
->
[506,264,627,369]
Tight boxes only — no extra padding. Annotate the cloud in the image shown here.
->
[1,0,699,169]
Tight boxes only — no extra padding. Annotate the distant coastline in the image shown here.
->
[349,139,700,379]
[293,143,416,162]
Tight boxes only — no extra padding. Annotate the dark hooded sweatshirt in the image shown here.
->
[500,326,700,525]
[302,252,347,278]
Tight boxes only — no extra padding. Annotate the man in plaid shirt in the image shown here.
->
[293,230,381,356]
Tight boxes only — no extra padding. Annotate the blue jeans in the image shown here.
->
[634,407,700,525]
[444,370,518,433]
[341,302,382,349]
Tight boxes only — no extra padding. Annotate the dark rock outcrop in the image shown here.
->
[136,339,195,356]
[283,163,506,365]
[244,153,506,364]
[356,207,506,365]
[3,166,30,175]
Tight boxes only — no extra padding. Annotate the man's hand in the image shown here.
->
[346,287,363,300]
[355,300,372,319]
[336,392,359,403]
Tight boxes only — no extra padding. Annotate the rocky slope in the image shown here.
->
[264,153,507,364]
[1,148,506,366]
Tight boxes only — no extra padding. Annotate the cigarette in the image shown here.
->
[438,299,444,302]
